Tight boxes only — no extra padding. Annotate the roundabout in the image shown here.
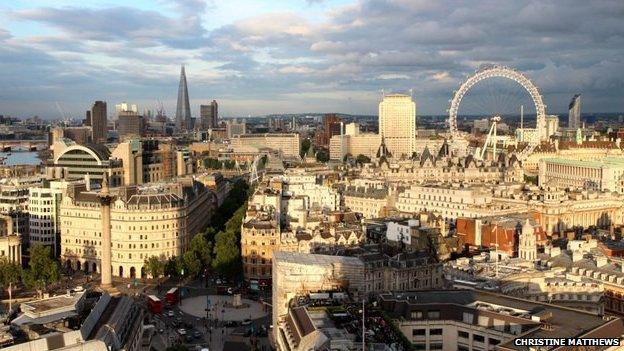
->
[179,294,268,321]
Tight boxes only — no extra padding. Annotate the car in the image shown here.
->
[176,317,183,323]
[193,330,202,339]
[241,319,252,326]
[167,311,175,317]
[177,328,187,336]
[185,334,194,342]
[224,321,239,328]
[158,328,164,334]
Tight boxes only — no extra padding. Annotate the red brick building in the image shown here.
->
[456,215,547,257]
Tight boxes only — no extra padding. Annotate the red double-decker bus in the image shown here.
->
[165,287,179,305]
[147,295,163,314]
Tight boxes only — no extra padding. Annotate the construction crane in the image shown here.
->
[55,101,70,124]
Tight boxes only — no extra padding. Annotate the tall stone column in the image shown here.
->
[98,176,113,288]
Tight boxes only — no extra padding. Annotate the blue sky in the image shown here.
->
[0,0,623,119]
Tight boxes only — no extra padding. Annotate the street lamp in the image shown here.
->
[179,268,184,306]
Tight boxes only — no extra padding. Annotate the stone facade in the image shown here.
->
[60,178,215,278]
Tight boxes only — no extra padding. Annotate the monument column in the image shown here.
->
[98,175,113,288]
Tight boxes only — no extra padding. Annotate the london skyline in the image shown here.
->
[0,0,623,118]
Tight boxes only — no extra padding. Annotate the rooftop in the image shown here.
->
[542,156,624,168]
[274,251,364,267]
[379,289,622,350]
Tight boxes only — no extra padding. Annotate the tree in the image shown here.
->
[225,205,246,235]
[189,234,212,267]
[183,251,202,278]
[316,149,330,162]
[356,154,371,165]
[0,257,21,311]
[165,256,184,278]
[144,256,165,280]
[212,230,240,276]
[22,245,59,293]
[300,138,311,158]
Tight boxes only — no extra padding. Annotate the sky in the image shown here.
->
[0,0,623,119]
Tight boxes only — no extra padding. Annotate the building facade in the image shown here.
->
[60,179,215,278]
[538,157,624,193]
[28,181,65,255]
[230,133,301,158]
[91,101,107,144]
[568,93,581,130]
[199,100,218,129]
[379,94,416,158]
[48,142,124,187]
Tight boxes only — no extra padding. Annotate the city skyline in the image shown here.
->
[0,0,623,118]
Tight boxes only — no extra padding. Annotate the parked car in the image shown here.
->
[167,311,175,317]
[224,321,239,328]
[177,328,187,336]
[241,319,252,326]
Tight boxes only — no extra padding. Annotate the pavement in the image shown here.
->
[135,279,272,351]
[179,295,268,321]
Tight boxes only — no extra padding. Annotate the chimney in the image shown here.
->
[572,250,584,262]
[596,256,608,268]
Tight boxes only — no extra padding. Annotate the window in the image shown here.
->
[427,311,440,319]
[412,329,426,336]
[429,329,443,336]
[430,343,443,350]
[474,334,485,343]
[458,331,469,339]
[462,312,473,324]
[411,311,423,319]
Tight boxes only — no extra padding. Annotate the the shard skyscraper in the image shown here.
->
[175,65,192,131]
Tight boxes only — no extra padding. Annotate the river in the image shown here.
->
[0,151,42,166]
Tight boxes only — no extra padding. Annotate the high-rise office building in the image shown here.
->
[175,65,192,131]
[568,94,581,130]
[117,112,143,140]
[115,102,138,119]
[199,100,218,129]
[91,101,107,144]
[378,94,416,158]
[315,113,342,147]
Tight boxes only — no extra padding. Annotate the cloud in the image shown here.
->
[13,5,207,49]
[1,0,623,117]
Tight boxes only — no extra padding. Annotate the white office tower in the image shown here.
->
[378,94,416,158]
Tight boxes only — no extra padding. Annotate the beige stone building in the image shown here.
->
[538,156,624,193]
[396,184,525,221]
[60,178,215,278]
[343,184,391,219]
[328,123,380,160]
[360,144,524,185]
[0,215,22,264]
[522,139,624,172]
[47,142,124,186]
[230,133,300,158]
